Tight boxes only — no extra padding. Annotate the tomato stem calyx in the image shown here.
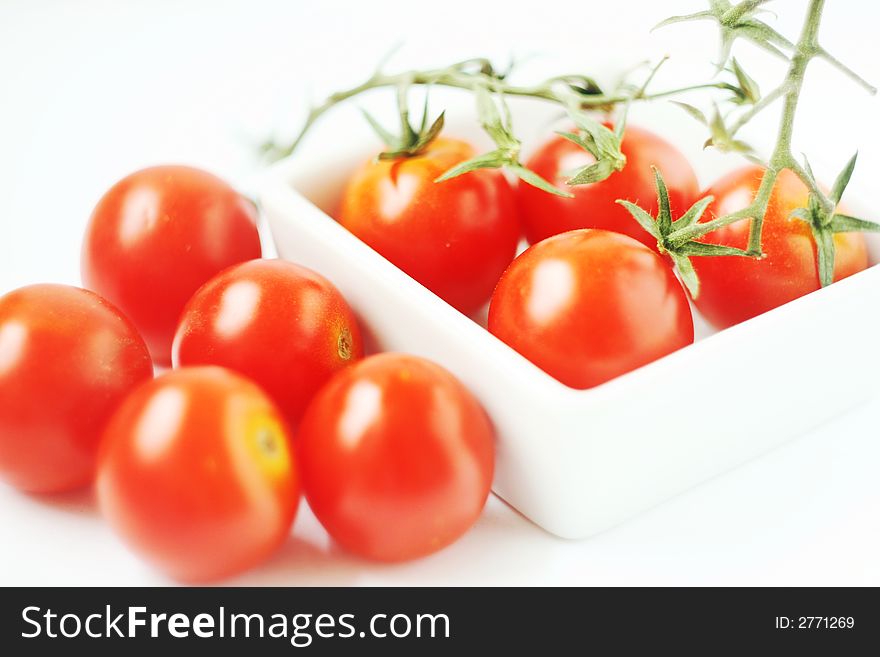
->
[361,87,446,160]
[618,167,752,298]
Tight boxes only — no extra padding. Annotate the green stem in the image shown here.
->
[266,67,737,161]
[747,0,826,252]
[680,0,838,255]
[728,82,789,135]
[817,47,878,94]
[636,82,738,100]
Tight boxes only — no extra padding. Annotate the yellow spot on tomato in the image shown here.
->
[244,413,291,480]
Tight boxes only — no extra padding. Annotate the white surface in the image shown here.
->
[1,0,879,585]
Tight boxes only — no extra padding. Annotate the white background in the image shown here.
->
[1,0,879,585]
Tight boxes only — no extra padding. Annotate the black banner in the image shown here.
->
[0,587,875,654]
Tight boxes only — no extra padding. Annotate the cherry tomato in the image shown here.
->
[0,284,152,493]
[338,137,520,314]
[97,366,299,582]
[297,353,494,561]
[517,124,699,248]
[488,229,694,389]
[81,165,262,365]
[691,166,869,329]
[173,259,364,428]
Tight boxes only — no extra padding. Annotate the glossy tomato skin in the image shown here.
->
[517,125,699,248]
[297,353,494,562]
[339,138,520,315]
[172,259,364,428]
[0,284,152,493]
[488,229,694,389]
[97,366,299,583]
[82,165,262,365]
[692,166,869,329]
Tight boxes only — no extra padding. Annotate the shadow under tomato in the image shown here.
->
[228,495,564,586]
[29,485,99,518]
[227,535,368,587]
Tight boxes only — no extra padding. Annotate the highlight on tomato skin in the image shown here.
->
[81,165,263,366]
[517,124,699,250]
[172,258,364,430]
[338,137,521,315]
[296,353,495,562]
[691,166,870,330]
[488,229,695,389]
[0,284,153,494]
[96,366,300,583]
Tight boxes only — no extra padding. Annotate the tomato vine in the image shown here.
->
[262,0,880,295]
[648,0,880,292]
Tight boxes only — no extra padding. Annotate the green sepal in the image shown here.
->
[434,149,509,182]
[474,85,518,150]
[671,101,708,126]
[652,10,713,31]
[671,252,700,298]
[617,168,757,299]
[434,151,571,197]
[570,112,623,164]
[614,101,630,141]
[360,89,446,160]
[435,85,572,196]
[810,224,836,287]
[672,195,715,230]
[361,109,397,147]
[729,57,761,105]
[734,18,793,60]
[675,242,751,257]
[553,74,604,97]
[829,213,880,234]
[375,111,446,160]
[560,111,626,186]
[508,165,573,198]
[792,153,876,284]
[829,152,857,205]
[565,160,616,186]
[557,130,597,157]
[789,207,811,224]
[673,100,754,155]
[654,167,672,235]
[616,200,662,241]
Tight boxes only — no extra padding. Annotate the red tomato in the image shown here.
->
[172,259,364,428]
[488,229,694,388]
[81,165,262,365]
[338,137,520,315]
[0,284,152,493]
[97,366,299,582]
[297,353,494,561]
[692,166,869,329]
[517,124,699,248]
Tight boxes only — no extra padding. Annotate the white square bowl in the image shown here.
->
[258,97,880,539]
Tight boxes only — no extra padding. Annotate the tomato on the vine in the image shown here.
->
[97,366,299,582]
[0,284,152,493]
[296,353,494,562]
[82,165,262,365]
[691,166,869,329]
[338,137,520,315]
[517,125,699,249]
[173,259,364,428]
[488,229,694,389]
